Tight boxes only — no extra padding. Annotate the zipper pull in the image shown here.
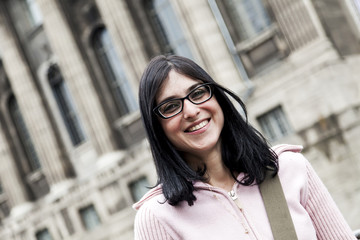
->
[228,190,237,200]
[228,190,243,210]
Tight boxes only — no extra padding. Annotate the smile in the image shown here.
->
[186,120,209,132]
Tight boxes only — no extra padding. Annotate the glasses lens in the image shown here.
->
[155,84,213,119]
[189,85,211,104]
[158,99,182,118]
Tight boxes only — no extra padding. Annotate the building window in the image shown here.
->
[24,0,43,27]
[0,199,11,220]
[221,0,271,42]
[0,182,10,219]
[8,96,41,171]
[353,0,360,12]
[129,177,150,202]
[257,106,292,142]
[48,64,86,146]
[60,208,75,235]
[35,228,52,240]
[92,28,137,116]
[79,204,101,231]
[214,0,287,75]
[348,0,360,33]
[7,0,43,31]
[145,0,193,58]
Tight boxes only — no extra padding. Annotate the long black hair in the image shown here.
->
[139,55,278,206]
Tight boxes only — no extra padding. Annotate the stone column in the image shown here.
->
[94,0,148,85]
[93,0,150,147]
[35,0,116,154]
[0,127,28,207]
[0,11,68,186]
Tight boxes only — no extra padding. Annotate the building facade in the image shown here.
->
[0,0,359,239]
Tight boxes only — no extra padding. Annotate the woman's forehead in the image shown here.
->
[156,71,202,103]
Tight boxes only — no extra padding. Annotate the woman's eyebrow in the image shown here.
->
[158,82,202,103]
[188,82,202,92]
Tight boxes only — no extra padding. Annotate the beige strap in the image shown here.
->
[259,170,298,240]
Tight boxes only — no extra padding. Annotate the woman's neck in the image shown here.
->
[183,146,235,192]
[206,160,235,192]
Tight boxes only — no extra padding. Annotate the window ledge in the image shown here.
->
[235,24,278,52]
[114,110,146,147]
[115,110,142,128]
[26,169,50,199]
[0,193,7,203]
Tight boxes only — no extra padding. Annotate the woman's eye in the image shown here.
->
[161,102,180,114]
[190,88,206,100]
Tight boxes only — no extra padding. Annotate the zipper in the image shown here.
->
[227,190,250,234]
[228,190,243,211]
[196,184,260,238]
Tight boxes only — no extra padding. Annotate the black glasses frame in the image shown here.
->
[153,83,214,119]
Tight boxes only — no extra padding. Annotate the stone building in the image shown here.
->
[0,0,359,239]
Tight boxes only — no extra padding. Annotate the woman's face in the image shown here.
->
[155,70,224,159]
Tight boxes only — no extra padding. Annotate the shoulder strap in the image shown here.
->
[259,170,298,240]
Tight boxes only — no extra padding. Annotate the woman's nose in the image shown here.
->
[183,99,200,119]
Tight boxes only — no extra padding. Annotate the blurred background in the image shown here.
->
[0,0,359,239]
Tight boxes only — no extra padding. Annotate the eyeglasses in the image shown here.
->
[153,83,214,119]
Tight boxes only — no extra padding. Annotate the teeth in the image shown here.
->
[188,120,208,132]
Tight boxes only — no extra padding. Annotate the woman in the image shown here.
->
[133,55,355,239]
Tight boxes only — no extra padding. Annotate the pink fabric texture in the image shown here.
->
[133,145,356,240]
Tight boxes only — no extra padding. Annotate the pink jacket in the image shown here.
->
[133,145,356,239]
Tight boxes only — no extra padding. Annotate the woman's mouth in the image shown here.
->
[186,120,209,132]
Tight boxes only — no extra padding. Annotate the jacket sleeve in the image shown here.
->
[134,206,173,240]
[304,159,356,240]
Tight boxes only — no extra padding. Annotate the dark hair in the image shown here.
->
[139,55,278,206]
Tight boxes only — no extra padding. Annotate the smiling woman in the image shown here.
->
[156,72,224,159]
[133,55,356,240]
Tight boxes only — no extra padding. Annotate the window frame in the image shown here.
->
[35,228,53,240]
[8,95,41,172]
[78,204,102,231]
[257,105,292,142]
[91,27,138,117]
[213,0,288,76]
[129,176,150,202]
[144,0,193,58]
[47,64,86,147]
[344,0,360,39]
